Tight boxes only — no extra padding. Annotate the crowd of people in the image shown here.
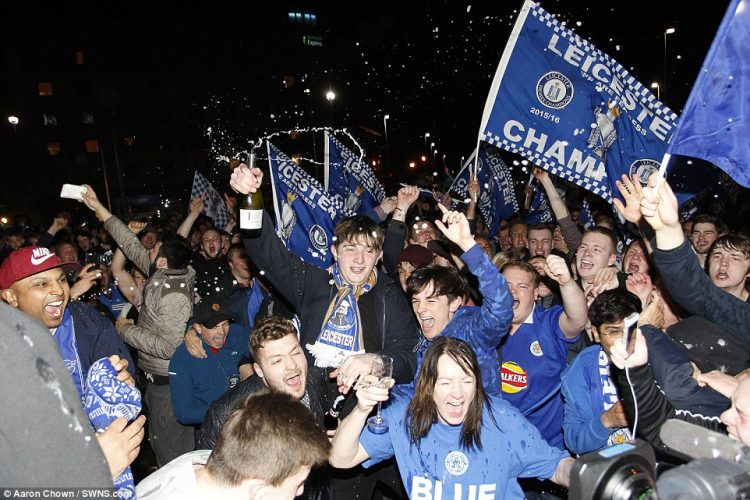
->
[2,160,750,499]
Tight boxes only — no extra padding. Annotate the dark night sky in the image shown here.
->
[0,1,731,217]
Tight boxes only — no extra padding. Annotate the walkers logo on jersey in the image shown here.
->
[501,361,528,394]
[529,340,543,357]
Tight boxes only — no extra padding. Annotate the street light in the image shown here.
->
[7,115,19,137]
[650,82,660,100]
[325,90,336,126]
[432,148,438,167]
[383,114,390,176]
[424,132,430,154]
[442,154,446,169]
[664,28,675,103]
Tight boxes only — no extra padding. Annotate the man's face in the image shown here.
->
[196,321,230,349]
[56,243,78,263]
[690,222,718,255]
[228,253,252,281]
[140,232,158,251]
[623,241,649,275]
[528,229,553,257]
[682,220,694,238]
[7,235,24,250]
[592,321,624,359]
[410,282,462,340]
[576,232,616,281]
[498,226,511,252]
[262,465,312,500]
[76,235,91,252]
[397,261,415,290]
[503,267,538,325]
[3,268,69,328]
[707,246,750,293]
[201,230,222,259]
[721,378,750,445]
[331,237,382,286]
[410,221,437,245]
[433,354,476,426]
[221,235,231,255]
[509,224,528,250]
[475,237,493,259]
[253,334,308,400]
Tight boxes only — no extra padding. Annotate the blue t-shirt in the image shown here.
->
[360,395,568,499]
[498,305,578,449]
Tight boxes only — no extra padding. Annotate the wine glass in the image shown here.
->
[366,355,393,434]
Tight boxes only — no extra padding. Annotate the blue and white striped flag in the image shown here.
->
[525,180,554,224]
[450,145,519,237]
[190,171,230,230]
[268,143,345,269]
[325,132,386,215]
[479,0,677,203]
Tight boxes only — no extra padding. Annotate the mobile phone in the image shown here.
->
[60,184,87,200]
[622,312,639,356]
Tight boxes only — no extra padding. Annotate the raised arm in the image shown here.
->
[436,203,513,347]
[329,375,390,469]
[177,196,205,238]
[545,254,587,338]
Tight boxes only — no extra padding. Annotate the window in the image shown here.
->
[82,112,95,125]
[75,51,84,65]
[85,140,99,153]
[43,113,57,126]
[47,142,61,156]
[38,82,53,96]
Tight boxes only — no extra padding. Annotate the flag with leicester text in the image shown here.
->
[479,0,678,202]
[268,142,344,269]
[450,144,519,237]
[667,0,750,188]
[325,132,386,215]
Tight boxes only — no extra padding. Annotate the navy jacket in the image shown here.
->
[653,239,750,349]
[68,300,135,378]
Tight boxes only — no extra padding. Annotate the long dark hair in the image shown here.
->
[406,337,491,450]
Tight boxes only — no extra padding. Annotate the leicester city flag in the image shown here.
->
[479,0,678,202]
[324,131,386,214]
[450,144,519,237]
[525,180,554,225]
[667,0,750,188]
[268,142,343,269]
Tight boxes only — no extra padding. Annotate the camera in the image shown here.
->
[569,420,750,499]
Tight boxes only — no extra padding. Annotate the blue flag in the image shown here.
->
[450,145,519,237]
[268,142,344,269]
[525,180,554,225]
[479,0,678,202]
[325,132,386,214]
[667,0,750,187]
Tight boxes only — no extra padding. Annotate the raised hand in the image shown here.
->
[613,173,645,224]
[609,328,648,369]
[545,254,573,286]
[189,195,205,216]
[434,203,474,252]
[640,174,680,233]
[229,163,263,195]
[127,221,147,234]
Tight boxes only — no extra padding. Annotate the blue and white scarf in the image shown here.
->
[598,349,632,445]
[53,308,86,401]
[306,264,376,368]
[85,358,142,499]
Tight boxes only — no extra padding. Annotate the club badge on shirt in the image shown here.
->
[444,451,469,476]
[529,340,544,357]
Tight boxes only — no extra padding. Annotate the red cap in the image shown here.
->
[0,246,80,289]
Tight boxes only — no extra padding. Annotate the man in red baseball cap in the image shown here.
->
[0,245,146,482]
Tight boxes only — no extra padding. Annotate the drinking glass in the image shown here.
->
[366,355,393,434]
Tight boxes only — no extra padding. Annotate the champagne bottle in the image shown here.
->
[324,394,347,431]
[233,151,263,237]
